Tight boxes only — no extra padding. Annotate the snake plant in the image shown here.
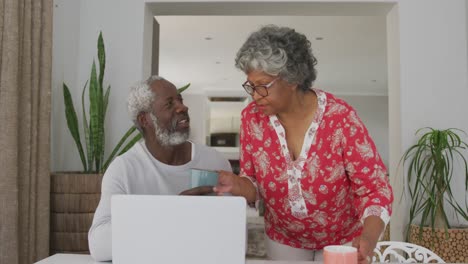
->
[401,128,468,237]
[63,32,190,173]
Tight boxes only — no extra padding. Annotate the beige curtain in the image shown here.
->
[0,0,53,263]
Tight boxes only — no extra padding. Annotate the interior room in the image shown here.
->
[156,15,390,173]
[1,0,468,263]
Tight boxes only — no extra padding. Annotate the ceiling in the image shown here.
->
[156,15,388,96]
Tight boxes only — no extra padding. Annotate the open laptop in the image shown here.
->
[111,195,247,264]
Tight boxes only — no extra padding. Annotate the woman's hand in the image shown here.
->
[213,171,257,202]
[352,216,385,264]
[179,186,214,196]
[213,170,239,195]
[352,233,376,264]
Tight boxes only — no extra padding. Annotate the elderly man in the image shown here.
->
[88,76,231,261]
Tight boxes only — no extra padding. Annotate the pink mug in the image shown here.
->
[323,245,358,264]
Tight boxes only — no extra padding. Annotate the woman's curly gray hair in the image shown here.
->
[127,75,165,131]
[235,25,318,92]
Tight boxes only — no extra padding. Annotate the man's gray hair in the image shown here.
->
[235,25,318,92]
[127,75,166,131]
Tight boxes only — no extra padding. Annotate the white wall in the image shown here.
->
[52,0,82,171]
[209,101,245,134]
[386,4,405,240]
[183,93,211,145]
[467,0,468,78]
[52,0,468,238]
[397,0,468,230]
[52,0,151,171]
[210,117,241,134]
[51,0,394,172]
[156,15,388,95]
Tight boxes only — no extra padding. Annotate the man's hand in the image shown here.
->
[179,186,214,196]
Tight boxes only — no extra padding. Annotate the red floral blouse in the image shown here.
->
[239,89,393,250]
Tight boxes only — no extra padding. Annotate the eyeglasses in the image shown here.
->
[242,78,279,97]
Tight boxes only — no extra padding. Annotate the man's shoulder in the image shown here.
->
[102,141,151,183]
[192,142,221,156]
[120,141,144,158]
[107,141,145,169]
[193,143,229,163]
[192,142,231,171]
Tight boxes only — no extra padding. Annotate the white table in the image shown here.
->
[35,254,319,264]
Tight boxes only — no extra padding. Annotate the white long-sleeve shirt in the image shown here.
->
[88,141,232,261]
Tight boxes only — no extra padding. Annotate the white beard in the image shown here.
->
[150,113,189,146]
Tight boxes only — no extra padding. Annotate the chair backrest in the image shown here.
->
[372,241,445,263]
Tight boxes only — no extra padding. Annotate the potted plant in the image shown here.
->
[50,32,190,254]
[401,127,468,263]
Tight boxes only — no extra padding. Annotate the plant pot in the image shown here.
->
[408,224,468,263]
[50,172,103,254]
[382,223,390,241]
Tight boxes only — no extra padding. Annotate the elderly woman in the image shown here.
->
[214,25,393,263]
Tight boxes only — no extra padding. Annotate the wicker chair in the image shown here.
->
[372,241,445,263]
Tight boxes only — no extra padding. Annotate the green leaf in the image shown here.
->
[65,32,186,174]
[98,81,105,172]
[103,85,111,121]
[177,83,190,94]
[401,127,468,236]
[81,80,92,172]
[97,32,106,172]
[63,32,121,174]
[98,31,106,90]
[89,61,101,172]
[102,126,140,171]
[63,83,87,170]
